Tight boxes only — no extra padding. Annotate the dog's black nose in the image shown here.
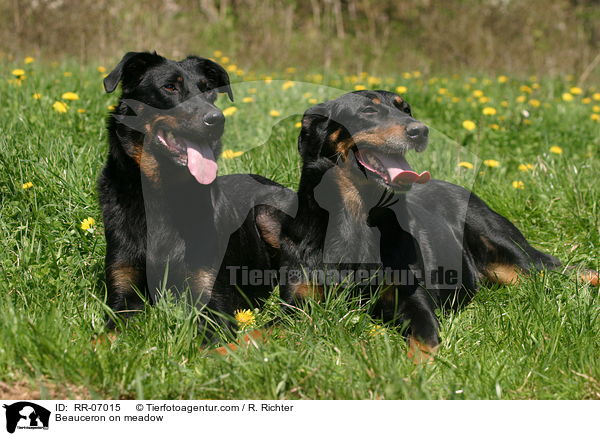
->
[406,122,429,138]
[203,110,225,126]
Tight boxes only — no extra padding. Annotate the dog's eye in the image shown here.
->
[361,106,378,114]
[163,84,177,92]
[403,106,411,115]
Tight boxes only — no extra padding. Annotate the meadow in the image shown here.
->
[0,54,599,399]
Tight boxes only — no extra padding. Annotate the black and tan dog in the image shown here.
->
[268,90,598,361]
[98,51,292,340]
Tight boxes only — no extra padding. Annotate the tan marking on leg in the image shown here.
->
[110,265,140,290]
[91,333,117,349]
[190,269,215,303]
[255,212,281,249]
[485,263,521,285]
[407,336,439,364]
[580,270,599,286]
[292,283,324,301]
[380,285,397,305]
[212,328,270,356]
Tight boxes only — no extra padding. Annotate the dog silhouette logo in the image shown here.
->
[3,402,50,433]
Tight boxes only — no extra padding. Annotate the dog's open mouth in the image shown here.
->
[156,129,218,185]
[354,149,431,189]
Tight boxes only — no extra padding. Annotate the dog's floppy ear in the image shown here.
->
[298,103,332,161]
[186,56,234,102]
[104,51,163,94]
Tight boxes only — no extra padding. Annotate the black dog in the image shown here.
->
[266,90,598,361]
[98,51,292,339]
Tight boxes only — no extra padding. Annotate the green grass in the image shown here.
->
[0,62,598,399]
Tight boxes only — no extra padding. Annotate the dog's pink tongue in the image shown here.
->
[375,152,431,185]
[185,141,217,185]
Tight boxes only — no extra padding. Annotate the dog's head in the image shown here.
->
[105,51,233,185]
[299,90,430,193]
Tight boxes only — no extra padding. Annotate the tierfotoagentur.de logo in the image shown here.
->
[2,402,50,434]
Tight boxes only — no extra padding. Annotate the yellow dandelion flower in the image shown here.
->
[32,93,42,100]
[107,105,116,111]
[519,85,532,94]
[402,72,412,79]
[516,95,526,103]
[368,325,385,337]
[294,121,302,128]
[591,114,600,122]
[490,123,500,130]
[63,72,72,77]
[222,149,244,159]
[518,163,534,171]
[532,83,540,89]
[242,97,254,103]
[97,66,106,73]
[354,85,366,91]
[462,120,476,131]
[80,217,96,231]
[61,92,79,101]
[512,181,525,190]
[582,97,591,104]
[472,90,484,98]
[248,88,257,94]
[24,56,35,64]
[528,99,541,108]
[438,88,448,95]
[549,146,563,154]
[308,98,318,104]
[223,106,237,117]
[592,105,600,113]
[11,69,25,77]
[234,309,256,329]
[451,97,461,103]
[220,56,230,64]
[458,161,474,169]
[570,87,583,95]
[592,92,600,101]
[482,107,497,116]
[483,159,500,168]
[479,96,490,104]
[22,182,34,190]
[281,80,294,91]
[269,109,281,117]
[226,64,237,73]
[77,108,86,114]
[412,71,421,78]
[52,101,68,113]
[367,76,381,86]
[285,67,296,73]
[497,75,508,83]
[562,93,574,102]
[213,50,222,58]
[395,86,408,94]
